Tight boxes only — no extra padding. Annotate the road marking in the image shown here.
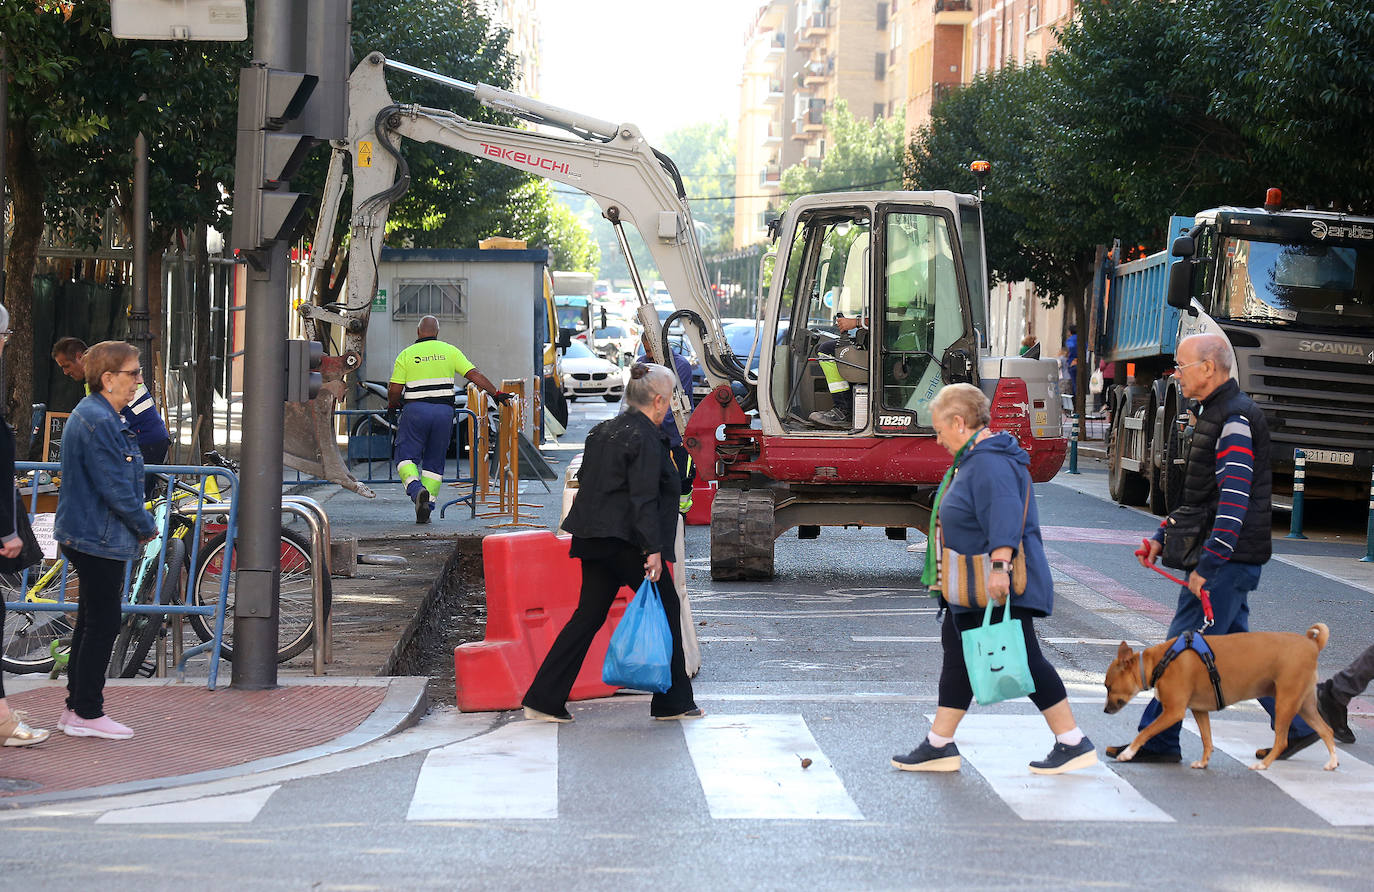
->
[682,714,863,820]
[1188,717,1374,826]
[945,714,1173,822]
[692,608,936,620]
[1040,525,1155,545]
[407,720,558,821]
[699,635,759,642]
[852,636,1143,646]
[96,786,280,824]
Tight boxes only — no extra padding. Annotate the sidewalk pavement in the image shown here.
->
[1,425,586,809]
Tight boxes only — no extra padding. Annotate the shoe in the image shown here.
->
[62,714,134,740]
[1105,743,1181,763]
[1256,730,1320,761]
[56,707,75,731]
[653,708,705,721]
[0,710,51,747]
[414,491,432,524]
[808,407,850,429]
[522,705,573,723]
[1317,680,1355,744]
[1030,738,1098,775]
[891,739,962,772]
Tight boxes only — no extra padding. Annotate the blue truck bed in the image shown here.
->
[1095,216,1193,362]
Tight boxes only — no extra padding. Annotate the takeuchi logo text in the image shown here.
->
[478,142,570,175]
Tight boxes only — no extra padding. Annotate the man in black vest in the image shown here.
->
[1107,333,1318,762]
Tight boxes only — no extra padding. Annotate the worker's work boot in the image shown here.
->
[808,407,850,429]
[415,490,432,524]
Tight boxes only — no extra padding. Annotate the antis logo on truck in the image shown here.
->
[1311,220,1374,241]
[478,142,578,179]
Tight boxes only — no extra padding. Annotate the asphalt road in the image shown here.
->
[6,400,1374,890]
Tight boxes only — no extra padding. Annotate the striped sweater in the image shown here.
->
[1154,413,1254,579]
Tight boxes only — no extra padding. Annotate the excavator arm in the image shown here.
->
[294,52,752,488]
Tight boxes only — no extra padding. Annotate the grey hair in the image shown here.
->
[1179,333,1233,374]
[929,382,991,428]
[625,362,676,410]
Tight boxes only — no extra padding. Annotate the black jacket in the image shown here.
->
[1182,378,1273,566]
[563,410,678,555]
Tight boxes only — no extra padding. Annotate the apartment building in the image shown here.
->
[475,0,541,95]
[735,0,892,248]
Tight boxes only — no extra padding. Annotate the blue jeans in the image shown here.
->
[1133,561,1314,754]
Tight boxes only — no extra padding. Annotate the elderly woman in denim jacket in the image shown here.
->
[54,341,158,741]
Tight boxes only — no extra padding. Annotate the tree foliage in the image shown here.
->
[779,100,905,212]
[659,119,735,254]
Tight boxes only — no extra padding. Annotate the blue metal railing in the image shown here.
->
[6,462,239,690]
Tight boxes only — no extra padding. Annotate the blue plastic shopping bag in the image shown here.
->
[960,598,1035,706]
[602,578,673,693]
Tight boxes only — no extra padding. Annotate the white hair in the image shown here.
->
[625,362,676,410]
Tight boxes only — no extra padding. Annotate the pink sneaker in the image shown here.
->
[56,708,75,731]
[63,714,134,740]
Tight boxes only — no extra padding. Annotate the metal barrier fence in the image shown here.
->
[5,462,240,690]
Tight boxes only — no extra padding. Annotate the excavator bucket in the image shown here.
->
[283,356,377,499]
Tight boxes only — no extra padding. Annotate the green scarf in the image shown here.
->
[920,428,983,594]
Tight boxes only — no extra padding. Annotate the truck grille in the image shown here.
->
[1243,354,1374,452]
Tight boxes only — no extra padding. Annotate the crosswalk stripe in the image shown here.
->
[945,715,1173,822]
[682,714,863,820]
[406,720,558,821]
[1188,717,1374,826]
[96,785,280,824]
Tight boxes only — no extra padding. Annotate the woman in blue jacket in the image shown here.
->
[54,341,158,741]
[892,383,1096,775]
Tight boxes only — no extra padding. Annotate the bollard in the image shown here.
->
[1068,414,1080,475]
[1287,448,1308,539]
[1362,465,1374,563]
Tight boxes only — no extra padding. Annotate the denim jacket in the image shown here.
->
[54,393,157,560]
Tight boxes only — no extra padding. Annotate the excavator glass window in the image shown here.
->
[770,208,872,427]
[878,209,965,426]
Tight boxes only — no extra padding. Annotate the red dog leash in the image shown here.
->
[1136,538,1214,630]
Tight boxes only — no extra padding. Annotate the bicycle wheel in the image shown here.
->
[110,538,187,679]
[189,527,332,663]
[1,562,80,675]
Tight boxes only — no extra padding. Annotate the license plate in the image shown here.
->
[1302,449,1354,466]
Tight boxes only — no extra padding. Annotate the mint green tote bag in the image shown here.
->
[961,598,1036,706]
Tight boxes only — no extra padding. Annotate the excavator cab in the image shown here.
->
[761,196,978,436]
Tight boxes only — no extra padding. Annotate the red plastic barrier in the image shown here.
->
[454,530,631,712]
[684,478,717,526]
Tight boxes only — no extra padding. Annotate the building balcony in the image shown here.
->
[934,0,974,25]
[766,31,785,58]
[801,56,834,87]
[794,11,830,48]
[759,164,782,187]
[763,79,784,104]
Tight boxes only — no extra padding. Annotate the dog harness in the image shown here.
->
[1146,632,1226,710]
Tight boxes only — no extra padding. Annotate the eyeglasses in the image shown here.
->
[112,369,144,378]
[1172,359,1208,374]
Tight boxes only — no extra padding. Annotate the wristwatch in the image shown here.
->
[989,560,1011,574]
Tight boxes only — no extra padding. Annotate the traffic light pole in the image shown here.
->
[232,0,295,689]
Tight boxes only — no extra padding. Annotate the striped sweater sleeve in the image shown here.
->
[1196,413,1254,578]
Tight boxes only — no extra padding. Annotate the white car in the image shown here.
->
[589,321,640,366]
[561,340,625,402]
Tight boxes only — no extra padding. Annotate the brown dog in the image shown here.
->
[1103,623,1338,771]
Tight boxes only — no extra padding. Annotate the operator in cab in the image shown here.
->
[52,336,171,497]
[809,311,870,430]
[387,315,513,524]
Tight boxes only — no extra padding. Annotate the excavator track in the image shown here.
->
[710,488,775,581]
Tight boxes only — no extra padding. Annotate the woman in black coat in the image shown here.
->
[522,362,701,722]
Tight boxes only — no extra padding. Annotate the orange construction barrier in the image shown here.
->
[454,530,632,712]
[684,478,717,526]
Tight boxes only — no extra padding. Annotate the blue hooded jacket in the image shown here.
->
[937,431,1053,617]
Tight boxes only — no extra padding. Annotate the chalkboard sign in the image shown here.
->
[42,412,69,463]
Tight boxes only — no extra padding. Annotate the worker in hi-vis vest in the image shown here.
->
[388,315,513,523]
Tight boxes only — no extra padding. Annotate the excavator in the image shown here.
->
[288,51,1067,580]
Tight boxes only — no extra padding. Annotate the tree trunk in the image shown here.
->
[1067,263,1093,420]
[5,122,44,455]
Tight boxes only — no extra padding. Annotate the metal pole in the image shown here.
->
[232,0,296,689]
[130,127,152,378]
[1287,448,1308,540]
[1068,414,1080,474]
[1361,466,1374,563]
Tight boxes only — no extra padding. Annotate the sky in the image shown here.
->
[535,0,762,145]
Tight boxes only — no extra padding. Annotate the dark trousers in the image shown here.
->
[63,547,128,720]
[395,401,452,501]
[939,605,1069,711]
[1134,561,1313,754]
[523,546,695,717]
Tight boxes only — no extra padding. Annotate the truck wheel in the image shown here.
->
[1147,402,1168,516]
[710,488,775,580]
[1161,421,1185,514]
[1108,411,1149,506]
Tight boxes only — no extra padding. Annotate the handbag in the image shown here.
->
[939,478,1032,609]
[0,500,44,574]
[961,597,1036,706]
[1089,368,1104,395]
[602,578,673,693]
[1160,503,1215,572]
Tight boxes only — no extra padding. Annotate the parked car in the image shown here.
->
[561,340,624,402]
[689,321,789,400]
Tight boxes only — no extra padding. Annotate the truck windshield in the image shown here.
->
[1218,237,1374,330]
